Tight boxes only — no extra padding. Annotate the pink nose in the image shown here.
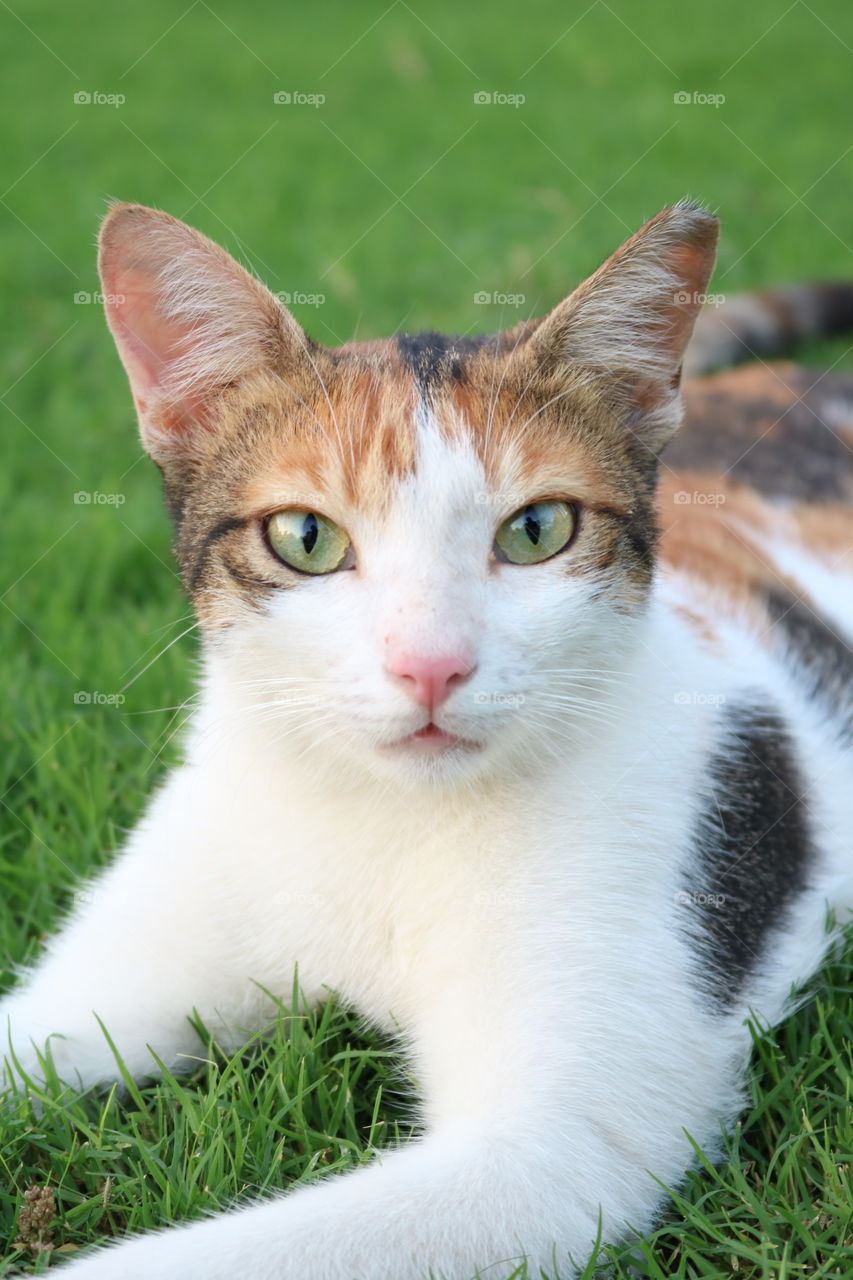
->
[386,653,474,711]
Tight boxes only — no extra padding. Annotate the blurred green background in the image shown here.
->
[1,1,852,1273]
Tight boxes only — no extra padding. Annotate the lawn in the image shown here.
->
[1,0,852,1274]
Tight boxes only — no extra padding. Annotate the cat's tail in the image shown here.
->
[683,282,853,377]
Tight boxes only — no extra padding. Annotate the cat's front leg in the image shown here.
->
[0,766,290,1093]
[51,1072,730,1280]
[44,1126,606,1280]
[53,971,744,1279]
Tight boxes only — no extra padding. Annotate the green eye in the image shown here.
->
[494,501,577,565]
[266,509,352,575]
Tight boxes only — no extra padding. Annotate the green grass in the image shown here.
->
[1,0,852,1273]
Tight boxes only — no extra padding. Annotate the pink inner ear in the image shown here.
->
[98,204,312,455]
[665,242,716,353]
[102,265,208,433]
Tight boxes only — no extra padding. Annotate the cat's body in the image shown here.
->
[2,203,852,1279]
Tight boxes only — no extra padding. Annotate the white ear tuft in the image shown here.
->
[98,203,308,456]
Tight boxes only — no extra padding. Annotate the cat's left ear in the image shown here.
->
[524,202,719,452]
[98,203,309,462]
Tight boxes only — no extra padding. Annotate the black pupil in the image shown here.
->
[302,513,319,555]
[522,506,541,546]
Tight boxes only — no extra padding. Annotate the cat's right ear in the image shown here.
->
[98,203,308,461]
[517,203,719,453]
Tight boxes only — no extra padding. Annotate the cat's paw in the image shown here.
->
[0,997,91,1095]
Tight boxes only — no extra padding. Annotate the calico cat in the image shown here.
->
[2,201,853,1279]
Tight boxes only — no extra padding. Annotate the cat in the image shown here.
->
[2,200,853,1279]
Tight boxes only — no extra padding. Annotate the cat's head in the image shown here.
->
[98,202,717,786]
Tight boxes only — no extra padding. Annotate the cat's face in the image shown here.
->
[98,202,717,785]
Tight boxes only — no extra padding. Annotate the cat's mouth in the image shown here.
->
[385,722,481,753]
